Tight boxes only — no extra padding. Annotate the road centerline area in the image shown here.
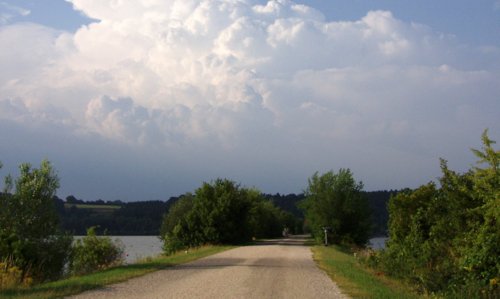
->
[70,235,347,299]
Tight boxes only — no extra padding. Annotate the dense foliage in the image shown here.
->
[160,179,295,254]
[267,191,394,237]
[69,227,124,275]
[301,169,372,246]
[0,160,72,283]
[378,130,499,297]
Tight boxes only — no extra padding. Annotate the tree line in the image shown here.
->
[54,197,173,235]
[51,191,392,237]
[158,168,385,253]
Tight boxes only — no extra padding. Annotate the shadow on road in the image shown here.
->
[175,257,305,270]
[170,235,314,270]
[255,234,311,246]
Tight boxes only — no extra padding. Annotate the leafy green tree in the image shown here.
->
[457,130,499,294]
[381,130,499,296]
[383,183,460,291]
[159,194,195,254]
[188,179,255,244]
[161,179,296,254]
[0,160,72,282]
[160,194,194,239]
[301,169,371,246]
[161,179,254,254]
[248,198,283,238]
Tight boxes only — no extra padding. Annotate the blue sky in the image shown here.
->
[309,0,500,46]
[1,0,499,201]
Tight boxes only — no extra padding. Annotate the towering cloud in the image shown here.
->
[0,0,498,199]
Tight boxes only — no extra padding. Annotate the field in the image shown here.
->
[64,203,121,210]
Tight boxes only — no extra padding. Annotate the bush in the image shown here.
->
[162,224,189,255]
[378,130,499,297]
[69,227,124,275]
[0,160,72,282]
[23,234,73,282]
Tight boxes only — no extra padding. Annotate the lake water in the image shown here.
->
[115,236,164,263]
[75,236,164,264]
[368,237,388,250]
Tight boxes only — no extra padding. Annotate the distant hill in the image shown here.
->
[54,196,181,235]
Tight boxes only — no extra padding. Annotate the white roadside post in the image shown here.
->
[322,226,331,246]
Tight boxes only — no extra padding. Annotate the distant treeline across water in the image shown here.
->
[55,191,396,236]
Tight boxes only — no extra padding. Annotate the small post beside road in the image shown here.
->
[322,226,331,246]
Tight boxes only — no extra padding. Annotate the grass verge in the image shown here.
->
[312,245,422,298]
[0,245,233,299]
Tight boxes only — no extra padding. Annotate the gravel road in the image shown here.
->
[69,235,348,299]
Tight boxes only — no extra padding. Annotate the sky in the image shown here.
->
[0,0,499,201]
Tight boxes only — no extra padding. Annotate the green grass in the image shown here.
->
[312,245,422,299]
[0,245,233,299]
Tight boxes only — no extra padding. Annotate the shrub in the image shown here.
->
[162,224,189,255]
[378,130,499,297]
[0,257,32,290]
[0,160,72,282]
[69,227,124,275]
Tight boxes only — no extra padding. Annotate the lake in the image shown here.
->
[368,237,388,250]
[75,236,164,264]
[88,236,388,264]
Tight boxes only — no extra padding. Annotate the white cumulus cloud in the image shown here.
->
[1,0,499,199]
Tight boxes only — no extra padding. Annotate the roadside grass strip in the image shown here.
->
[312,245,421,299]
[0,245,233,299]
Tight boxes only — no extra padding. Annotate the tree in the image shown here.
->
[159,194,195,254]
[458,130,499,293]
[160,194,194,238]
[187,179,255,244]
[160,178,296,254]
[380,130,499,296]
[160,179,255,253]
[0,160,72,282]
[301,169,371,246]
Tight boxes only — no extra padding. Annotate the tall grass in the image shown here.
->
[0,245,232,299]
[312,245,422,298]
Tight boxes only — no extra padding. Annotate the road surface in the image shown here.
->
[70,235,348,299]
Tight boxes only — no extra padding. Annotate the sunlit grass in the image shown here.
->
[312,245,422,298]
[64,203,121,210]
[0,245,233,299]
